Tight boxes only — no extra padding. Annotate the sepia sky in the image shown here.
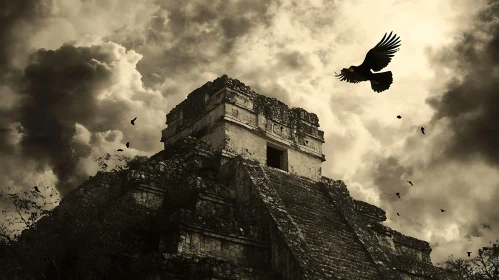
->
[1,0,498,263]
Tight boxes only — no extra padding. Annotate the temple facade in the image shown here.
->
[152,75,458,279]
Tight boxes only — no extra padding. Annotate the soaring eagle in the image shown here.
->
[335,31,401,93]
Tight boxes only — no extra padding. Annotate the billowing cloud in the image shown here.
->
[427,1,499,166]
[2,39,165,195]
[109,0,280,87]
[371,0,499,262]
[0,0,165,195]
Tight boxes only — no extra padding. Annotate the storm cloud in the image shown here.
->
[427,0,499,166]
[371,0,499,262]
[1,41,165,195]
[110,0,280,88]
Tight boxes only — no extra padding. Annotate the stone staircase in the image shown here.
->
[263,167,381,280]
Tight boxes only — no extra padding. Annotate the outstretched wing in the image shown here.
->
[334,68,365,84]
[361,31,401,72]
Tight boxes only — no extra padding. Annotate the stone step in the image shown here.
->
[195,194,237,221]
[316,259,379,278]
[283,203,347,224]
[263,168,380,279]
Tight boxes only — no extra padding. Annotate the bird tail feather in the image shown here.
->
[370,71,393,93]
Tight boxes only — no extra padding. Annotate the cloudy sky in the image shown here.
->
[1,0,498,263]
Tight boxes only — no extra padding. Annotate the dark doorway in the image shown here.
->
[267,144,287,171]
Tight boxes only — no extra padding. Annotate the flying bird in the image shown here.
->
[407,181,413,186]
[396,192,400,199]
[126,142,130,148]
[467,252,472,257]
[131,117,137,125]
[397,115,402,119]
[334,31,401,93]
[396,212,400,216]
[421,127,425,135]
[117,149,123,152]
[440,209,446,212]
[34,186,40,193]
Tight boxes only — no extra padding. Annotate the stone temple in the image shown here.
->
[154,75,457,279]
[2,75,461,280]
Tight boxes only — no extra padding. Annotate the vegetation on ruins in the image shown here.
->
[436,242,499,280]
[0,154,164,280]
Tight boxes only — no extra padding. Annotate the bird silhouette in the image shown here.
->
[117,149,123,152]
[407,181,413,186]
[34,186,40,193]
[421,127,425,135]
[397,115,402,119]
[126,142,130,148]
[440,209,446,212]
[334,31,401,93]
[397,212,400,216]
[131,117,137,125]
[396,192,400,199]
[467,252,472,257]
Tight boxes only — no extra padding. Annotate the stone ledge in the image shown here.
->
[176,209,265,241]
[180,224,269,249]
[225,102,326,143]
[223,115,326,161]
[392,230,432,252]
[353,199,387,222]
[199,193,235,207]
[136,184,166,196]
[162,251,270,279]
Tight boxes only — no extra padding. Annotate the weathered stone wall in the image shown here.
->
[57,169,126,216]
[269,221,305,280]
[161,75,326,181]
[173,229,267,268]
[224,120,323,181]
[353,199,388,222]
[224,89,325,181]
[162,102,226,152]
[160,251,270,280]
[225,92,324,154]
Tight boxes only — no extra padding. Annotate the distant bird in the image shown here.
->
[397,115,402,119]
[334,31,401,93]
[421,127,425,135]
[407,181,413,186]
[117,149,123,152]
[396,192,400,199]
[34,186,40,193]
[467,252,472,257]
[126,142,130,148]
[396,212,400,216]
[440,209,446,212]
[131,117,137,125]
